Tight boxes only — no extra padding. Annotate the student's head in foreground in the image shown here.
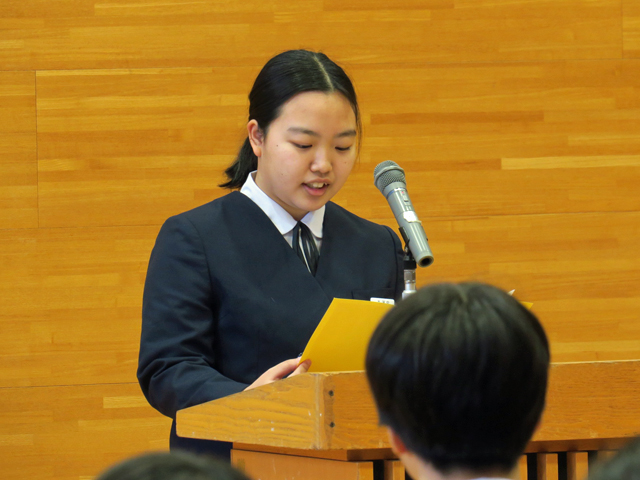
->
[95,451,252,480]
[365,282,550,480]
[589,436,640,480]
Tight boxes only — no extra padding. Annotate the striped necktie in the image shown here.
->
[292,221,319,275]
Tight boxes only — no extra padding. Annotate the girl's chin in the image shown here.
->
[287,199,330,219]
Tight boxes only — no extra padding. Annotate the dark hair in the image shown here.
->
[365,282,550,474]
[589,436,640,480]
[219,49,361,189]
[95,451,252,480]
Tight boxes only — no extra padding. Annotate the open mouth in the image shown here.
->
[303,182,330,195]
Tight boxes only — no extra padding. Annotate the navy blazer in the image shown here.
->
[138,191,404,454]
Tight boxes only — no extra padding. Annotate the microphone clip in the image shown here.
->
[400,228,417,299]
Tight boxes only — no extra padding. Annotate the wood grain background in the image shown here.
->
[1,0,639,478]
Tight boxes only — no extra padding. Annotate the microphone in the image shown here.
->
[374,161,434,268]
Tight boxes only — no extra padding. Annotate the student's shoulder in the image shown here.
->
[157,192,257,241]
[170,191,250,224]
[326,202,397,238]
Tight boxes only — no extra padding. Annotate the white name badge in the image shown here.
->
[370,297,395,305]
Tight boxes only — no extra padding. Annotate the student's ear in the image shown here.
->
[386,427,408,455]
[247,120,264,158]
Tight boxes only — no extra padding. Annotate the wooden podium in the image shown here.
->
[177,361,640,480]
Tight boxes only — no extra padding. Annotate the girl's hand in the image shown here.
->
[244,358,311,391]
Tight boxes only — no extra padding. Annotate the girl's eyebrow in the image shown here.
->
[287,127,357,138]
[336,129,357,138]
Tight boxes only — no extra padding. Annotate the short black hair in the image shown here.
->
[95,451,252,480]
[365,282,550,473]
[589,436,640,480]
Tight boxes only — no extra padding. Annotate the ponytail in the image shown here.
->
[219,137,258,189]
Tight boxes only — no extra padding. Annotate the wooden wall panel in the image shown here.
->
[36,68,254,228]
[338,60,640,218]
[0,383,170,480]
[411,211,640,362]
[0,0,622,71]
[37,61,640,229]
[0,225,159,388]
[624,0,640,57]
[0,72,37,229]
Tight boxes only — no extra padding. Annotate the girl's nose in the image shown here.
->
[310,149,332,174]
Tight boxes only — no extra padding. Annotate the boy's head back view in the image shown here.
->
[366,282,550,480]
[95,451,252,480]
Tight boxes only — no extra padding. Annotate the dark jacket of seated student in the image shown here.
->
[365,282,550,480]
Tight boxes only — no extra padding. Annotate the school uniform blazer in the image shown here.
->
[137,191,404,451]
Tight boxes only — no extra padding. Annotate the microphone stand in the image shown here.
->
[400,228,417,299]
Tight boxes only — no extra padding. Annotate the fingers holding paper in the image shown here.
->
[244,358,312,391]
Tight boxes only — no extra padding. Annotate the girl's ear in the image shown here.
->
[247,120,264,158]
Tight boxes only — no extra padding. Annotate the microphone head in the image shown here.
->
[373,160,406,193]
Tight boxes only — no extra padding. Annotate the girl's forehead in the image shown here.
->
[276,91,356,125]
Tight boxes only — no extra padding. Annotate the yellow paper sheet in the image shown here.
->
[300,298,393,373]
[299,295,532,373]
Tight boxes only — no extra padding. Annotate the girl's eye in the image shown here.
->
[336,146,352,152]
[293,143,312,149]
